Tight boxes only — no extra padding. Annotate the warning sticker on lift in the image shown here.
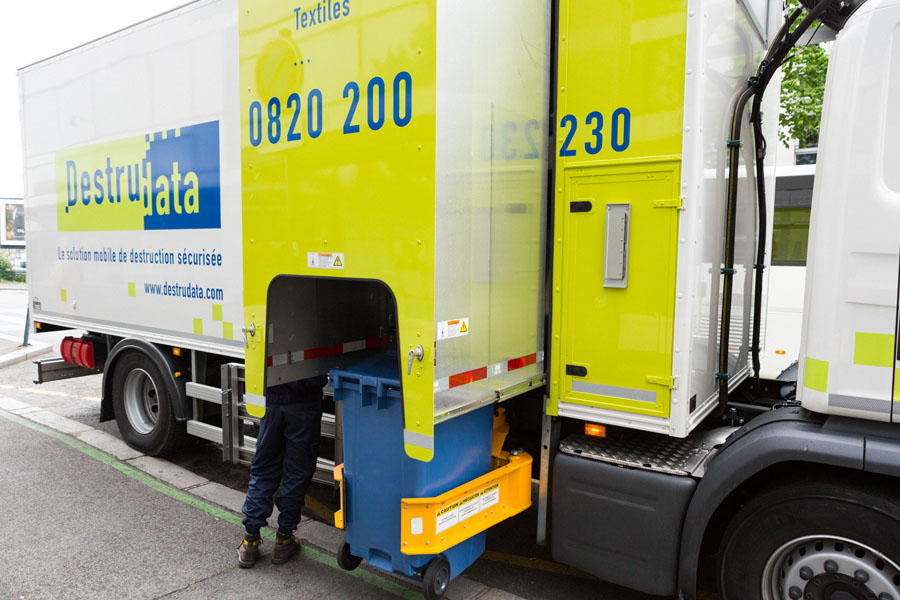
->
[437,318,469,341]
[307,252,345,270]
[435,482,501,534]
[435,502,459,534]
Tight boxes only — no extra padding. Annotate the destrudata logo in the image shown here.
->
[56,121,221,231]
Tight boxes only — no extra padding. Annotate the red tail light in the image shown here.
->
[76,342,95,369]
[60,336,95,370]
[60,337,75,363]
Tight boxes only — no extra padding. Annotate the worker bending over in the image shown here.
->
[238,376,327,567]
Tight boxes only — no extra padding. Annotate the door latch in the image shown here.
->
[407,345,424,375]
[241,322,256,348]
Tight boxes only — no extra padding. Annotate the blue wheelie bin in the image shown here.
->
[332,353,494,599]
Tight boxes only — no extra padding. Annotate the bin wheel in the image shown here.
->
[336,539,362,571]
[423,556,450,600]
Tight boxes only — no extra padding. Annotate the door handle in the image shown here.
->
[242,322,256,348]
[407,345,424,375]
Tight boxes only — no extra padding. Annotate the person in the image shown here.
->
[238,375,327,567]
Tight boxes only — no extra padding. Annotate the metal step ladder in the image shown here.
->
[184,363,338,486]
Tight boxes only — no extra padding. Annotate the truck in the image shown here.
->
[18,0,900,598]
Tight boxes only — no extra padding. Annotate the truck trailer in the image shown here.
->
[18,0,900,598]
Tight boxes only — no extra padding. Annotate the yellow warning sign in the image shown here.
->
[437,317,470,340]
[307,252,345,270]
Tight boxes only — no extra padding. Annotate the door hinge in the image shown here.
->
[646,375,676,388]
[653,197,683,209]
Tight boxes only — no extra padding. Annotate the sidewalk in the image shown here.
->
[0,393,523,600]
[0,283,53,367]
[0,336,51,368]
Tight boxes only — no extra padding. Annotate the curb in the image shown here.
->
[0,342,52,369]
[0,283,27,291]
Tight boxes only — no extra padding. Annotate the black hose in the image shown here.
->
[750,96,766,381]
[716,85,756,405]
[717,2,835,406]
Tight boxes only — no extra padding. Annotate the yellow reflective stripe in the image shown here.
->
[853,332,895,368]
[804,357,829,393]
[895,368,900,403]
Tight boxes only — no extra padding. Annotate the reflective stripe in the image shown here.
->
[245,392,266,408]
[571,381,656,403]
[450,366,488,389]
[828,393,891,414]
[433,351,544,392]
[853,332,895,368]
[268,336,391,368]
[804,357,829,393]
[343,339,366,352]
[403,429,434,451]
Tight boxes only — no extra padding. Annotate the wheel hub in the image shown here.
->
[804,571,878,600]
[764,535,900,600]
[123,368,159,435]
[434,568,448,594]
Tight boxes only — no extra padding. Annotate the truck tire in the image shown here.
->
[718,479,900,600]
[112,350,186,455]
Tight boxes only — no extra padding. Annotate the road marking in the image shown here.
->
[0,384,101,402]
[304,493,336,526]
[0,407,421,600]
[481,551,598,580]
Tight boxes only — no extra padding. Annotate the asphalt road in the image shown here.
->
[0,411,402,600]
[0,288,666,600]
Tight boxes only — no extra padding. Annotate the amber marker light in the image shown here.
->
[172,347,182,357]
[775,350,786,355]
[585,423,606,438]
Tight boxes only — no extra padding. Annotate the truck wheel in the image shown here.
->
[718,479,900,600]
[423,556,450,600]
[336,539,362,571]
[112,351,185,455]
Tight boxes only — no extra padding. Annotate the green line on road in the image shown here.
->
[0,409,421,600]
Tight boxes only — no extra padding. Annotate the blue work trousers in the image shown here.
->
[242,400,323,535]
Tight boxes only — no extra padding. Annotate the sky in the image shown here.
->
[0,0,189,198]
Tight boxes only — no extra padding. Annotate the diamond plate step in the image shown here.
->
[559,426,734,476]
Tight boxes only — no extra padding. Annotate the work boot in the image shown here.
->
[272,531,300,565]
[237,534,261,568]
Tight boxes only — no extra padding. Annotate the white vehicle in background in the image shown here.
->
[762,164,815,378]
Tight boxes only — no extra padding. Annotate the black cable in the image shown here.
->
[749,94,767,382]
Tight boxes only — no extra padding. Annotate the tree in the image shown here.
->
[779,1,829,148]
[0,254,23,282]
